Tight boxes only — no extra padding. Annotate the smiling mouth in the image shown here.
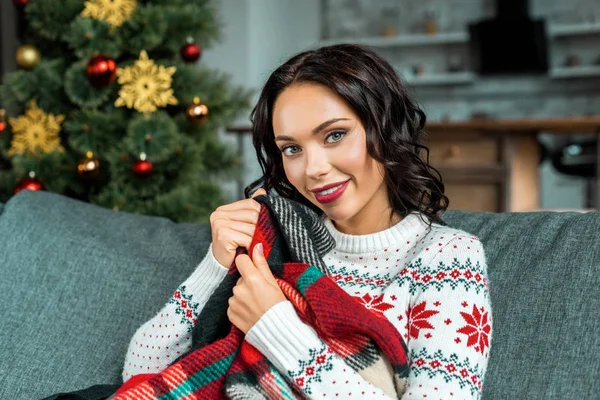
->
[312,180,350,204]
[316,183,343,195]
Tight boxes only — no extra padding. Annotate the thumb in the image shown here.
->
[252,243,276,284]
[235,253,255,279]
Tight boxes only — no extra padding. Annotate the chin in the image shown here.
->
[302,193,352,222]
[321,206,352,223]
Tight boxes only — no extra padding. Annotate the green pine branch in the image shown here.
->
[0,0,253,221]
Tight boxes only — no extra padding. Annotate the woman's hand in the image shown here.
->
[227,242,287,334]
[209,188,267,269]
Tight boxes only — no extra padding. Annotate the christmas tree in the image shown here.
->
[0,0,252,223]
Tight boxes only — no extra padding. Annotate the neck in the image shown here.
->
[332,210,402,235]
[322,212,428,254]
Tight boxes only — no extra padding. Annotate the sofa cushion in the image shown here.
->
[443,210,600,399]
[1,190,599,399]
[0,190,212,399]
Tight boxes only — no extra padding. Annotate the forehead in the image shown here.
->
[272,83,355,132]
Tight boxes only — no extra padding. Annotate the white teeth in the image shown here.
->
[318,183,344,196]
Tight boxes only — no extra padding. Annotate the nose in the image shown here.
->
[304,147,331,180]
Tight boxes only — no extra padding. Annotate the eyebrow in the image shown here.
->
[274,118,350,142]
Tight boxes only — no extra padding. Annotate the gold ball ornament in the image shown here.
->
[77,151,101,179]
[16,44,41,70]
[186,97,209,125]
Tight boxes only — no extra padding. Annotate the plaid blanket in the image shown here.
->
[112,194,409,399]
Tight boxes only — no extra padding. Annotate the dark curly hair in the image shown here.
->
[244,44,449,225]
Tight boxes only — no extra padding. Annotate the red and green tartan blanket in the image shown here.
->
[112,194,409,399]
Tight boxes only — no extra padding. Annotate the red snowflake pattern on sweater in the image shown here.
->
[355,293,394,315]
[408,301,439,340]
[456,304,491,355]
[124,215,492,399]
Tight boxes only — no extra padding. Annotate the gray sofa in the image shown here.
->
[1,190,599,399]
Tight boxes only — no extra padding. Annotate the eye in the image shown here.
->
[279,130,347,157]
[325,130,346,144]
[280,145,300,157]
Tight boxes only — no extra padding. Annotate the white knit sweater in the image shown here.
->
[123,213,492,399]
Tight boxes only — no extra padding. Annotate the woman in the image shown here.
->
[123,44,492,399]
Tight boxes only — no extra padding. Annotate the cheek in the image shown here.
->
[339,137,369,175]
[282,160,302,187]
[343,144,364,168]
[344,143,384,188]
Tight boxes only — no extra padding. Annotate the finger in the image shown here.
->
[219,220,258,239]
[231,283,247,301]
[212,209,260,226]
[214,226,253,253]
[235,253,256,278]
[216,198,261,213]
[227,301,235,321]
[252,243,277,284]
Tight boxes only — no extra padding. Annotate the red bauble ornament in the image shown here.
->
[86,54,117,88]
[181,42,201,63]
[0,109,5,133]
[13,0,28,7]
[14,176,45,194]
[133,154,153,177]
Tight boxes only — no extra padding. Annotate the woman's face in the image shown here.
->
[272,83,396,235]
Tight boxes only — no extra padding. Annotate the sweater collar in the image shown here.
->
[321,212,429,254]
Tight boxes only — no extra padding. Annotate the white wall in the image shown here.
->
[202,0,321,201]
[202,1,250,88]
[247,0,322,91]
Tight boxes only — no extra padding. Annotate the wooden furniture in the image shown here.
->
[227,116,600,211]
[425,117,600,212]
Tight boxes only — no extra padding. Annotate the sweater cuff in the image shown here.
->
[185,242,229,295]
[245,301,322,370]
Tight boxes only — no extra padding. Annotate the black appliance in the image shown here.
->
[551,140,598,208]
[552,140,597,178]
[468,0,549,75]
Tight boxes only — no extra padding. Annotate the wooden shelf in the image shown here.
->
[425,116,600,134]
[405,71,475,86]
[436,165,507,183]
[549,66,600,79]
[548,22,600,37]
[319,31,468,48]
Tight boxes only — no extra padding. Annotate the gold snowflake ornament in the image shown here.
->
[81,0,137,28]
[8,100,65,156]
[114,50,178,114]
